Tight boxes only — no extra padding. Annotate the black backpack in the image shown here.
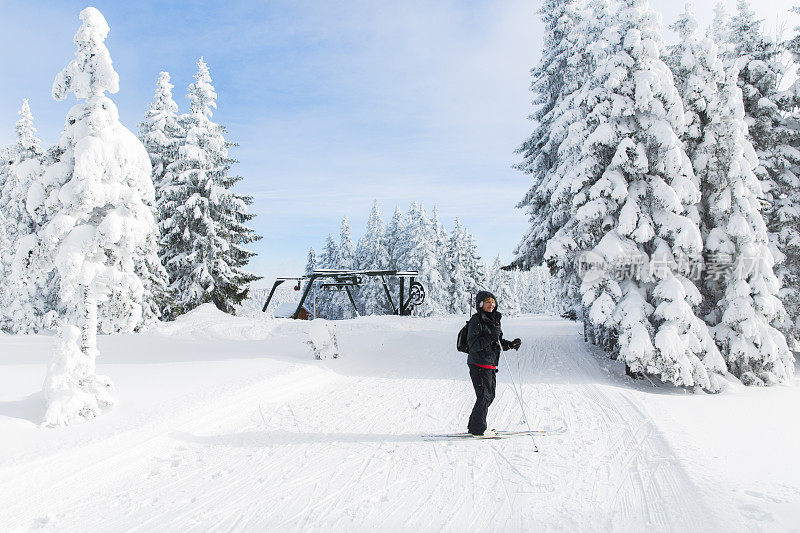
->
[456,320,470,353]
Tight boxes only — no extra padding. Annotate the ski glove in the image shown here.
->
[509,338,521,350]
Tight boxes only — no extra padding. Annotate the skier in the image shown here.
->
[466,290,521,436]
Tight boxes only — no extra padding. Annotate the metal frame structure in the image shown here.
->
[262,269,425,319]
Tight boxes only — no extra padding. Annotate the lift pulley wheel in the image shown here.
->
[408,281,425,306]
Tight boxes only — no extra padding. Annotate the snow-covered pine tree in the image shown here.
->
[489,256,520,316]
[668,5,724,322]
[25,7,158,425]
[668,6,725,165]
[540,0,613,321]
[383,206,406,309]
[334,216,356,318]
[726,1,800,352]
[577,0,726,391]
[399,202,448,316]
[96,141,167,332]
[105,223,167,331]
[0,143,8,187]
[430,206,452,303]
[316,233,338,319]
[463,227,487,300]
[384,206,405,270]
[706,3,733,61]
[0,208,10,325]
[0,100,47,333]
[138,71,181,320]
[697,62,795,385]
[776,8,800,349]
[513,268,534,314]
[303,247,317,317]
[447,218,473,314]
[140,72,181,196]
[305,247,317,275]
[447,218,488,314]
[514,0,594,270]
[521,265,565,315]
[337,216,355,268]
[161,58,260,315]
[727,1,782,174]
[355,201,391,315]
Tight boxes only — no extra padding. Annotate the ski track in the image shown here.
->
[1,316,737,532]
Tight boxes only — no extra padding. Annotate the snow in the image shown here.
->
[52,7,118,100]
[156,303,275,341]
[273,301,302,319]
[1,314,798,530]
[307,318,339,359]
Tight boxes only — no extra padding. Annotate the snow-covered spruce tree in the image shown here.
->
[161,58,260,315]
[430,206,452,302]
[333,216,356,318]
[138,71,180,320]
[316,233,338,319]
[93,74,176,332]
[776,8,800,349]
[668,5,725,322]
[521,265,565,315]
[727,1,800,352]
[447,218,488,314]
[355,200,391,315]
[303,247,317,317]
[697,64,794,385]
[305,247,317,274]
[726,1,795,234]
[667,6,725,165]
[577,0,726,391]
[0,209,10,322]
[140,72,181,196]
[398,202,448,316]
[511,268,534,314]
[698,1,800,352]
[514,0,594,270]
[541,0,613,321]
[384,206,405,269]
[488,256,520,316]
[383,206,405,307]
[0,100,46,333]
[727,0,783,174]
[463,227,487,302]
[706,3,733,61]
[26,7,158,425]
[447,218,473,314]
[545,0,621,346]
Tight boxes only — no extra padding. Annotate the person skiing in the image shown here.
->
[466,290,521,436]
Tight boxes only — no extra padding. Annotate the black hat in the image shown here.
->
[475,290,497,310]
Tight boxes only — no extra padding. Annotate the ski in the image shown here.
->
[424,427,566,440]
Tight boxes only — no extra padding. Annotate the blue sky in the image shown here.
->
[0,0,797,287]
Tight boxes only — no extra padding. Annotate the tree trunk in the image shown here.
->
[80,283,98,377]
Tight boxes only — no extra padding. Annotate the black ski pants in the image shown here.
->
[468,364,497,435]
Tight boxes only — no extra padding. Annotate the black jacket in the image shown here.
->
[466,309,511,367]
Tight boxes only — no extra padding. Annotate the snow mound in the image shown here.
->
[307,319,339,359]
[155,303,274,341]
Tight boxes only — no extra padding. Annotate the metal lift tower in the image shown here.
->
[262,269,425,319]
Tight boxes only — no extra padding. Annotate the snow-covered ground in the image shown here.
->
[1,305,798,532]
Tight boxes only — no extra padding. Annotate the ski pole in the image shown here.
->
[502,350,539,453]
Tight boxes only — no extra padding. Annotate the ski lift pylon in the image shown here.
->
[262,269,424,319]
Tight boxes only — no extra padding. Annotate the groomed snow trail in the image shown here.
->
[1,315,733,532]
